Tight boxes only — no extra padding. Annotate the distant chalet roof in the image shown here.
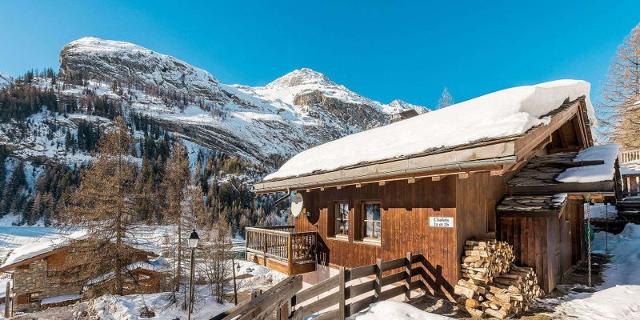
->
[0,233,157,272]
[256,80,595,192]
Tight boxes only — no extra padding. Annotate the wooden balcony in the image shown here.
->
[620,149,640,164]
[245,226,317,275]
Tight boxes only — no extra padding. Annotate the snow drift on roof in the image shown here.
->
[265,79,594,181]
[1,230,87,268]
[556,144,619,183]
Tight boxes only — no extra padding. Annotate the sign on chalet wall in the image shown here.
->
[429,217,454,228]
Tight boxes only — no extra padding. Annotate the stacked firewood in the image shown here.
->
[461,239,514,283]
[455,240,542,319]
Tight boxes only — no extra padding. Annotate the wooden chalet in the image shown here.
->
[0,237,170,313]
[250,80,621,296]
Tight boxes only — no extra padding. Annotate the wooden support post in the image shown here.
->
[405,252,412,302]
[263,237,268,266]
[4,281,10,318]
[375,258,382,301]
[278,300,290,320]
[287,235,293,273]
[338,266,346,320]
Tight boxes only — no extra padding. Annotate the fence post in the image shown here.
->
[263,235,268,266]
[405,252,412,302]
[338,266,346,320]
[375,258,382,301]
[4,281,10,318]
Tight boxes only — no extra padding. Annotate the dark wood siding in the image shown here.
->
[498,198,584,292]
[295,176,458,296]
[455,172,507,273]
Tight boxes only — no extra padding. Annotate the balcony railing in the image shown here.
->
[245,226,317,273]
[620,149,640,164]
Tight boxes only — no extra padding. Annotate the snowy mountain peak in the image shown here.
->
[388,99,429,114]
[266,68,335,89]
[60,37,224,101]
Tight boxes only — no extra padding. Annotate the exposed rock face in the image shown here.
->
[59,37,225,101]
[9,37,429,171]
[293,90,387,131]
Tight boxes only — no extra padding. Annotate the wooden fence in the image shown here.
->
[212,252,440,320]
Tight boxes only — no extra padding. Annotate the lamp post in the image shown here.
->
[187,229,199,320]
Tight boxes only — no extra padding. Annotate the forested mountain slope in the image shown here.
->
[0,37,428,230]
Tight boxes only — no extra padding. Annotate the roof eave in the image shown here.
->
[254,140,518,193]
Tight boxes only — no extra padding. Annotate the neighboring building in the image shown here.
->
[390,109,419,123]
[251,80,621,295]
[0,234,170,313]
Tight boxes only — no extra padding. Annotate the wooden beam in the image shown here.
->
[490,169,504,176]
[431,175,442,182]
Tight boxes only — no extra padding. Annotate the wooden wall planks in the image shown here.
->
[296,176,458,296]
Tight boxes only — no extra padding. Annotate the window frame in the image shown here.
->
[361,201,382,243]
[333,201,350,239]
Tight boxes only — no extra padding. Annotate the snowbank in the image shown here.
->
[549,224,640,319]
[556,144,620,183]
[266,79,594,180]
[351,301,452,320]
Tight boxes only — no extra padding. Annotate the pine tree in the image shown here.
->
[601,23,640,148]
[63,116,136,295]
[437,87,454,109]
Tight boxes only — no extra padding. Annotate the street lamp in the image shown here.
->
[187,229,199,320]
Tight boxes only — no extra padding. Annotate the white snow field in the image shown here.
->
[545,223,640,319]
[266,79,595,180]
[350,301,452,320]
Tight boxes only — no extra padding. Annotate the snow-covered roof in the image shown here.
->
[0,230,87,269]
[0,229,158,270]
[556,144,620,183]
[83,257,170,288]
[265,80,594,181]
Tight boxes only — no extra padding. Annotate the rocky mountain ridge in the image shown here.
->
[5,37,429,171]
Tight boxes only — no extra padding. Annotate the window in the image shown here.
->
[362,202,381,241]
[334,202,349,237]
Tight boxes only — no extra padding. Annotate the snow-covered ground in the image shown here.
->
[543,223,640,319]
[350,301,452,320]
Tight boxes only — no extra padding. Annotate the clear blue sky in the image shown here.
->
[1,1,638,107]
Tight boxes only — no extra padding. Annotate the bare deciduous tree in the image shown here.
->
[600,23,640,148]
[437,87,454,109]
[162,142,190,295]
[201,216,233,304]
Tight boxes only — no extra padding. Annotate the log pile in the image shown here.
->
[461,239,514,283]
[456,240,542,319]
